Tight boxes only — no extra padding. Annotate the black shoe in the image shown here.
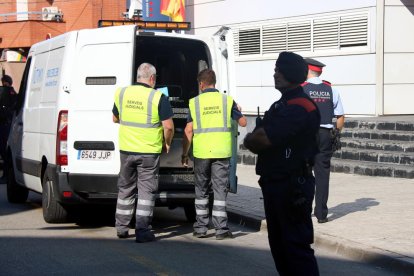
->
[216,231,233,240]
[135,232,156,243]
[317,218,329,224]
[193,231,207,238]
[117,231,129,239]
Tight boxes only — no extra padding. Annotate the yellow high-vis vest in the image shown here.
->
[114,86,163,153]
[189,92,233,158]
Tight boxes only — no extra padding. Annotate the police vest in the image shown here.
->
[189,92,233,159]
[302,81,334,125]
[115,86,163,153]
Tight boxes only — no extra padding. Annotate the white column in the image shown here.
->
[375,0,385,115]
[16,0,29,21]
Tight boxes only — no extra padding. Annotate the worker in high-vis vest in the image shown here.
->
[112,63,174,243]
[182,69,247,240]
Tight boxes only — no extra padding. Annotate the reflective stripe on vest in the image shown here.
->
[116,86,163,153]
[190,92,233,158]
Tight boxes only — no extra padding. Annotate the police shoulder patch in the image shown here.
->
[322,80,332,86]
[287,98,317,112]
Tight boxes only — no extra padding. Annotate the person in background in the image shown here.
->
[0,75,17,181]
[182,69,247,240]
[113,63,174,242]
[303,58,345,224]
[244,52,320,275]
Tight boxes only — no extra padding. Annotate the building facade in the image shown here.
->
[0,0,127,53]
[187,0,414,116]
[0,0,128,89]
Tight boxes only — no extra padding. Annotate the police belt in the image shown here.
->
[292,162,313,178]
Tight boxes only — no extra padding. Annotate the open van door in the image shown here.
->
[210,27,239,193]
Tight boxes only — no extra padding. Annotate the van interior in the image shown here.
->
[134,35,212,171]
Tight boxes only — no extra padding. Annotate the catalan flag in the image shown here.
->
[160,0,186,22]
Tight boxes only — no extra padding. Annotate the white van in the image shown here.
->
[5,24,239,223]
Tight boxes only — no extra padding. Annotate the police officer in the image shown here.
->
[0,75,17,180]
[182,69,246,240]
[303,58,345,224]
[244,52,320,275]
[112,63,174,242]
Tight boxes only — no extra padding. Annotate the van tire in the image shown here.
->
[183,204,196,222]
[42,173,68,223]
[6,162,29,203]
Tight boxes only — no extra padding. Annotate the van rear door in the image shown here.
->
[67,25,136,175]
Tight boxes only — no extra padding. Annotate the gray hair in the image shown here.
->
[136,63,156,81]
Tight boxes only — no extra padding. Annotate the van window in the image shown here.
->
[16,57,32,112]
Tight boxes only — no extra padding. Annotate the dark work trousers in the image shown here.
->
[0,122,11,176]
[115,153,160,236]
[260,175,319,276]
[314,128,333,220]
[193,157,230,235]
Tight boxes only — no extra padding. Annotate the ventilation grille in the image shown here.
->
[233,12,369,57]
[238,28,261,55]
[287,22,311,52]
[340,15,368,47]
[314,18,339,50]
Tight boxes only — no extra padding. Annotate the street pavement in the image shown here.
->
[1,163,413,274]
[227,164,414,275]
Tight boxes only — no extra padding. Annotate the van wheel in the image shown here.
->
[6,162,29,203]
[42,173,68,223]
[183,204,196,222]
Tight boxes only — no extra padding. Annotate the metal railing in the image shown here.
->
[0,11,64,23]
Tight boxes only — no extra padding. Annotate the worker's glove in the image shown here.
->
[331,128,342,152]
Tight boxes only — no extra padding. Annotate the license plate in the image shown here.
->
[77,150,113,160]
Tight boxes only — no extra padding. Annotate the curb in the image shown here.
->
[227,208,266,232]
[315,233,414,276]
[227,209,414,275]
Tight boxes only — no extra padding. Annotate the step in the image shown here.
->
[344,120,414,132]
[331,159,414,179]
[333,148,414,165]
[340,138,414,153]
[237,149,257,165]
[341,129,414,142]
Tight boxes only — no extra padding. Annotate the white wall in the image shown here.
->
[188,0,376,28]
[190,0,383,115]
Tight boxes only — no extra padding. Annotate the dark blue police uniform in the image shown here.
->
[257,86,320,276]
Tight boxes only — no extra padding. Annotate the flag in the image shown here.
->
[160,0,185,22]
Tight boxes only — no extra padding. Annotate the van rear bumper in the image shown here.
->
[48,165,195,206]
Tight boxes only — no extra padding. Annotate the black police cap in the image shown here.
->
[304,58,326,68]
[276,51,308,84]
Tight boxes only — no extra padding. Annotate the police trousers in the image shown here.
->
[314,128,334,220]
[193,157,230,235]
[115,153,160,236]
[259,175,319,276]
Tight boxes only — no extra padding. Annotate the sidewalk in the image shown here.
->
[227,165,414,275]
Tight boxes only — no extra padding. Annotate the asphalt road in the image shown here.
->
[0,184,397,276]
